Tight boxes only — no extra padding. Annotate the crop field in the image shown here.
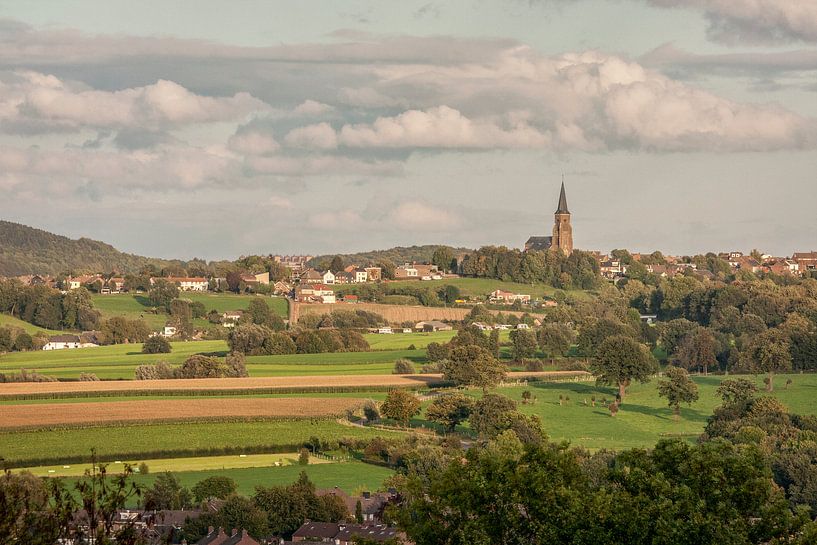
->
[0,419,399,467]
[90,293,288,330]
[0,397,366,429]
[412,373,817,451]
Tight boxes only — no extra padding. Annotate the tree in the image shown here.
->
[143,472,192,510]
[299,448,310,465]
[228,323,273,355]
[426,393,475,432]
[538,323,574,357]
[469,394,517,438]
[355,499,364,523]
[576,318,637,356]
[432,247,455,273]
[380,389,421,427]
[442,344,506,391]
[142,335,171,354]
[246,298,285,331]
[743,329,792,391]
[510,329,538,359]
[393,359,415,374]
[191,476,237,503]
[590,335,658,402]
[330,255,345,273]
[716,378,757,405]
[673,327,717,375]
[148,280,179,310]
[657,367,699,420]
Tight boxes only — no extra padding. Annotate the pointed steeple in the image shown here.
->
[556,177,569,214]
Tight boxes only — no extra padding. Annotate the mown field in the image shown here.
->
[0,419,398,467]
[412,372,817,451]
[0,313,67,336]
[90,292,288,330]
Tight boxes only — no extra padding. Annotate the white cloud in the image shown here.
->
[648,0,817,44]
[244,154,401,176]
[284,122,338,149]
[0,72,267,132]
[293,99,334,116]
[389,201,462,230]
[228,130,280,155]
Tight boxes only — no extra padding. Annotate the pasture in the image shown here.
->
[0,313,67,336]
[414,372,817,451]
[90,292,288,330]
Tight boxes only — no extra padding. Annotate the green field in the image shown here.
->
[0,340,434,379]
[0,313,67,336]
[413,373,817,451]
[333,277,595,301]
[0,420,398,467]
[90,293,288,330]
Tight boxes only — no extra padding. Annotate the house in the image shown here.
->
[395,265,418,279]
[240,272,270,287]
[321,270,336,284]
[365,267,382,281]
[472,322,493,331]
[353,269,368,283]
[334,271,354,284]
[342,294,359,303]
[272,255,314,273]
[415,320,453,332]
[296,284,335,303]
[515,323,530,329]
[43,334,82,350]
[793,252,817,274]
[222,310,243,327]
[316,488,395,523]
[162,325,177,337]
[273,281,293,295]
[376,327,394,334]
[291,522,400,545]
[599,260,626,279]
[488,290,531,305]
[163,276,209,291]
[195,527,260,545]
[640,314,658,325]
[108,277,126,293]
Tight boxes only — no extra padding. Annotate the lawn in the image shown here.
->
[90,293,288,330]
[333,277,595,301]
[0,313,67,336]
[414,373,817,451]
[0,419,399,467]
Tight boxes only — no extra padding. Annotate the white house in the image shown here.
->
[163,277,209,291]
[162,325,177,337]
[43,334,82,350]
[376,327,394,334]
[353,269,368,283]
[222,310,243,327]
[321,270,336,285]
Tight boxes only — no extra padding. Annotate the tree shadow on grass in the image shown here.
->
[134,295,153,307]
[617,403,710,425]
[528,382,614,398]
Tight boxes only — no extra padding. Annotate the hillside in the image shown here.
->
[309,245,472,268]
[0,220,170,276]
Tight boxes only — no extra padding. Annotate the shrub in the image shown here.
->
[407,344,417,350]
[522,359,544,372]
[299,448,310,465]
[138,462,149,475]
[426,342,450,362]
[393,359,416,374]
[363,400,380,421]
[263,332,297,355]
[79,373,99,381]
[420,361,443,374]
[134,361,174,380]
[142,335,171,354]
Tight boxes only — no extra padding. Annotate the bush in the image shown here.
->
[393,359,416,374]
[420,361,443,374]
[134,361,174,380]
[299,448,310,465]
[522,359,544,372]
[363,400,380,421]
[426,342,450,362]
[78,373,99,381]
[142,335,172,354]
[0,369,57,383]
[138,462,149,475]
[407,344,417,350]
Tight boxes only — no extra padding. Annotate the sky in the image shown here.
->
[0,0,815,260]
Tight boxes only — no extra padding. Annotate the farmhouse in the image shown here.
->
[43,334,83,350]
[296,284,336,303]
[364,266,382,281]
[222,310,243,327]
[394,265,418,279]
[317,488,394,523]
[488,290,531,304]
[415,320,453,332]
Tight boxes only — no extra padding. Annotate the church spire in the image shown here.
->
[556,177,569,214]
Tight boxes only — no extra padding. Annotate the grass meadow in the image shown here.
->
[0,313,67,336]
[412,372,817,451]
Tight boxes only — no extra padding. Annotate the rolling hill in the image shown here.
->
[0,220,171,276]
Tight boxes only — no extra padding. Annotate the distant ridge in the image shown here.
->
[309,245,472,268]
[0,220,171,276]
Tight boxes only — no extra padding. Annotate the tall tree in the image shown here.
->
[510,329,538,359]
[590,335,658,401]
[381,389,421,427]
[442,344,506,391]
[657,367,699,420]
[425,393,475,432]
[674,327,717,375]
[743,329,792,391]
[431,247,455,273]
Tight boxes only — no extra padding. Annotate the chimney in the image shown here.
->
[232,528,238,537]
[208,526,214,535]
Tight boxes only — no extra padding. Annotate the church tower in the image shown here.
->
[551,180,573,255]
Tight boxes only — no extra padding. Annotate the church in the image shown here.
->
[524,180,573,255]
